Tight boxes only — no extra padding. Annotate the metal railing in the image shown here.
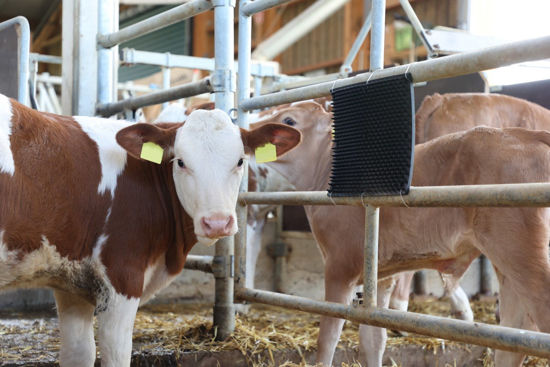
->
[234,0,550,359]
[0,16,30,105]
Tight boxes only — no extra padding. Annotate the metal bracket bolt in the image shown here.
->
[211,69,237,93]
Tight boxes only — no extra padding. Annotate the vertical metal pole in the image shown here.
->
[364,205,379,307]
[363,0,384,309]
[62,0,98,115]
[235,0,252,292]
[162,66,171,109]
[369,0,385,71]
[234,0,251,299]
[479,255,492,295]
[213,0,236,341]
[253,76,263,97]
[273,206,287,293]
[98,0,119,110]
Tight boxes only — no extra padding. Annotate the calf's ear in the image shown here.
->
[241,123,302,157]
[116,123,182,162]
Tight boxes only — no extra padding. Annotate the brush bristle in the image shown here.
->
[328,73,415,197]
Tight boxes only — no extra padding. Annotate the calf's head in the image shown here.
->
[251,101,332,190]
[116,109,301,246]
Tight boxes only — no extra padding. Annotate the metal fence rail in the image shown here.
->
[240,34,550,111]
[97,0,212,48]
[236,287,550,359]
[239,183,550,207]
[96,78,212,116]
[234,0,550,360]
[0,16,30,105]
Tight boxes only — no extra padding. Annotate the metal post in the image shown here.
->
[479,255,492,295]
[98,0,119,107]
[162,66,171,109]
[413,271,427,295]
[62,0,98,115]
[234,0,251,298]
[251,0,351,61]
[213,0,236,341]
[364,206,379,307]
[340,11,372,75]
[369,0,385,70]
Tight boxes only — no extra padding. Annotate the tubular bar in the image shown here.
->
[398,0,435,56]
[240,34,550,111]
[29,53,62,65]
[241,0,295,16]
[97,0,212,49]
[238,183,550,207]
[340,11,372,75]
[0,16,30,105]
[184,255,214,273]
[212,0,236,341]
[236,287,550,359]
[96,78,212,116]
[363,206,379,307]
[234,0,252,292]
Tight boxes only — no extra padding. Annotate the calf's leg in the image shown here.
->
[316,258,359,366]
[55,290,96,367]
[359,277,395,367]
[97,292,140,367]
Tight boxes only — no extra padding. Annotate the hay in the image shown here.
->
[0,299,547,366]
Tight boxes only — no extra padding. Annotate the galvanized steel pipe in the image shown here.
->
[97,0,212,48]
[241,0,295,16]
[184,255,214,273]
[239,183,550,207]
[236,287,550,358]
[96,78,212,117]
[363,206,379,307]
[240,34,550,111]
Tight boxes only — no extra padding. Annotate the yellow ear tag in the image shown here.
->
[140,142,164,164]
[255,143,277,163]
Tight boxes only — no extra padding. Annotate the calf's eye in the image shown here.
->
[177,159,185,168]
[237,158,244,167]
[283,117,296,126]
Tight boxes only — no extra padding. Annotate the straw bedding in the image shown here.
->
[0,298,546,366]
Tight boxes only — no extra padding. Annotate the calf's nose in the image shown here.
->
[200,214,234,238]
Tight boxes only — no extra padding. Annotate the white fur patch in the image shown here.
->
[0,230,19,287]
[141,255,178,304]
[96,292,139,367]
[0,95,15,175]
[154,103,187,123]
[73,116,129,197]
[172,109,243,243]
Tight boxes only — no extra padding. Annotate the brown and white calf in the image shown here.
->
[256,101,550,367]
[0,94,300,367]
[389,92,550,316]
[156,102,298,290]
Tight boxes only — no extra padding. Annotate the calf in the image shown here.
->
[415,92,550,143]
[0,94,300,367]
[390,93,550,317]
[156,102,297,290]
[257,102,550,367]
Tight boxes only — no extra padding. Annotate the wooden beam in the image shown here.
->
[32,6,61,53]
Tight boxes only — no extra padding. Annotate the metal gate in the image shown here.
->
[88,0,550,359]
